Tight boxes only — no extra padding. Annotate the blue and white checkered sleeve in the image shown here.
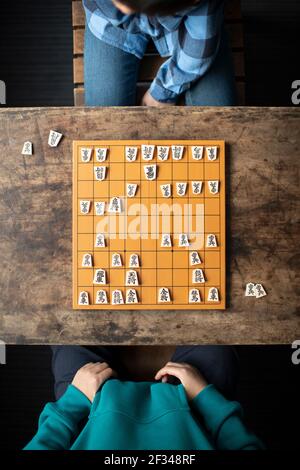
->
[149,1,224,103]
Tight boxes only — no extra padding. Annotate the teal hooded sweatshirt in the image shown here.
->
[24,380,263,450]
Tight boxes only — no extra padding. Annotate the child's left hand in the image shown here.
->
[141,90,175,107]
[155,362,208,401]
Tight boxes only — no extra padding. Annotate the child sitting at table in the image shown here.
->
[24,345,263,450]
[83,0,237,106]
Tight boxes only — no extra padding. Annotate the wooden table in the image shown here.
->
[0,107,299,344]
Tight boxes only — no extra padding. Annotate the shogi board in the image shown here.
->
[72,140,226,310]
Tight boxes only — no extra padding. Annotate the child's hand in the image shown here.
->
[155,362,208,400]
[141,89,175,107]
[72,362,116,403]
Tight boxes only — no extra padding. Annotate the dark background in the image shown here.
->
[0,0,299,451]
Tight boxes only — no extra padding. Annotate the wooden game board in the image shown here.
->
[73,140,226,310]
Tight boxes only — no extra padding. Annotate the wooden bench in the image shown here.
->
[72,0,245,106]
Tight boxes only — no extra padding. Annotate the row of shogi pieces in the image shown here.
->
[91,233,218,249]
[79,144,219,163]
[78,286,220,306]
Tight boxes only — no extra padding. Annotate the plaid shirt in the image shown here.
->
[83,0,225,103]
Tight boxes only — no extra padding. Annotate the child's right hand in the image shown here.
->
[72,362,116,403]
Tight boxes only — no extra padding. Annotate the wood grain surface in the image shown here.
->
[0,106,299,344]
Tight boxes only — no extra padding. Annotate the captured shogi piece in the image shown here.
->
[73,140,226,310]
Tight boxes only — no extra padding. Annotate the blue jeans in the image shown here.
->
[84,26,237,106]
